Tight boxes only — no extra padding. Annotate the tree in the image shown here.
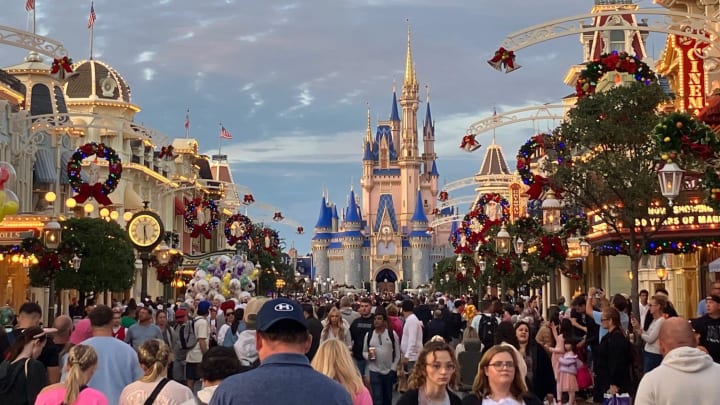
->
[235,222,292,296]
[544,82,667,317]
[30,217,136,295]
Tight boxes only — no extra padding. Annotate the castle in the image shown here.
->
[311,31,452,293]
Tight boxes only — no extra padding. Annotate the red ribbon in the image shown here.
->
[190,223,212,239]
[525,175,548,200]
[73,182,113,206]
[681,135,713,160]
[51,57,73,74]
[158,146,174,159]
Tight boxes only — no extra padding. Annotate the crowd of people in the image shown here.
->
[0,283,716,404]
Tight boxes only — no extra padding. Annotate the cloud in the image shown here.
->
[241,83,255,91]
[135,51,155,63]
[236,30,274,43]
[143,68,156,81]
[339,89,363,105]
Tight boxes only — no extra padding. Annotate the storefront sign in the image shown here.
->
[676,34,709,113]
[510,184,521,220]
[0,228,38,244]
[590,204,720,232]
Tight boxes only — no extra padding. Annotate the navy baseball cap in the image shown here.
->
[256,298,307,332]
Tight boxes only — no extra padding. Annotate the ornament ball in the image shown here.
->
[663,137,671,142]
[676,122,683,129]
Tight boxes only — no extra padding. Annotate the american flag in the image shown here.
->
[184,110,190,130]
[88,2,96,29]
[220,126,233,140]
[25,0,34,11]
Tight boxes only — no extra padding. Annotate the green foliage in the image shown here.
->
[51,217,136,292]
[237,223,291,295]
[546,82,667,253]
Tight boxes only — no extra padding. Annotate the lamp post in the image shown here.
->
[657,162,684,206]
[656,265,667,283]
[43,192,63,326]
[541,189,562,233]
[495,224,511,255]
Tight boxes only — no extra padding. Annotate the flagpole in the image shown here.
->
[32,5,36,35]
[216,122,223,180]
[185,107,190,139]
[89,1,95,60]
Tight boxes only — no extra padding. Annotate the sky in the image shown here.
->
[0,0,665,254]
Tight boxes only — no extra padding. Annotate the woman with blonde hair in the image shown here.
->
[397,340,462,405]
[461,345,542,405]
[320,306,352,349]
[119,339,194,405]
[36,344,108,405]
[312,339,372,405]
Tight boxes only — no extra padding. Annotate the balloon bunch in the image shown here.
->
[0,162,19,222]
[183,254,260,307]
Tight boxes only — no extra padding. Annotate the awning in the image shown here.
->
[709,257,720,273]
[33,149,56,185]
[124,186,145,211]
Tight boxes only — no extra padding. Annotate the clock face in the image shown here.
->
[128,213,163,249]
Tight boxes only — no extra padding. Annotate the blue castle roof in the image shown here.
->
[372,125,397,161]
[345,189,361,223]
[411,190,428,223]
[314,197,332,229]
[429,160,439,176]
[424,100,433,127]
[332,204,338,219]
[363,142,373,160]
[390,90,400,121]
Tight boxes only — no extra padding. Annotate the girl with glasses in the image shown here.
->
[462,345,541,405]
[397,340,462,405]
[217,308,245,347]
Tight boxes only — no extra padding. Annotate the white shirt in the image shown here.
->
[363,328,400,374]
[401,313,423,362]
[639,302,650,328]
[641,317,665,354]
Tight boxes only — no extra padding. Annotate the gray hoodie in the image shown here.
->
[233,329,258,366]
[635,346,720,405]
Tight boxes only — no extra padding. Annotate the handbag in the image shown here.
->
[395,361,409,393]
[603,393,631,405]
[576,363,593,390]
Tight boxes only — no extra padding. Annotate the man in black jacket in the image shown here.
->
[302,303,322,362]
[350,298,375,385]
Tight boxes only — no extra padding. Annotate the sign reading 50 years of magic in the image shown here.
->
[591,204,720,230]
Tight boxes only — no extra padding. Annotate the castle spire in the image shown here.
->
[403,19,415,88]
[390,87,400,121]
[365,103,373,144]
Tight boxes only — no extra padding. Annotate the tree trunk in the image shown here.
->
[630,254,640,320]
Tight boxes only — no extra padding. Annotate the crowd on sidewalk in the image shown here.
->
[0,283,717,405]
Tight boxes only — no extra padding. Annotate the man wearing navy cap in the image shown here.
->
[210,298,352,405]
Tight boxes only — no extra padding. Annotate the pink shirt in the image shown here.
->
[353,386,373,405]
[35,386,109,405]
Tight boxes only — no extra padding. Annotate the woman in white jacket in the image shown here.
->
[632,295,667,373]
[321,306,352,350]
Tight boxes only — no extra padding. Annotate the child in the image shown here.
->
[557,341,581,405]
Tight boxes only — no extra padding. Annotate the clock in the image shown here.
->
[126,210,164,250]
[381,225,391,235]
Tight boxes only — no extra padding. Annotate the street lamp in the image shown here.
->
[541,189,562,232]
[513,236,524,255]
[70,255,82,272]
[656,265,667,282]
[657,162,684,206]
[153,241,171,265]
[495,224,511,254]
[579,240,591,259]
[521,259,529,273]
[42,219,61,250]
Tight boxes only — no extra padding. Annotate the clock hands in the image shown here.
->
[143,224,148,242]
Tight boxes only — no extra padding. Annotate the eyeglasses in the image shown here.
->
[488,361,515,370]
[601,318,610,321]
[428,363,456,371]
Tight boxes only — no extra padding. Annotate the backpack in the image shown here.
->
[476,314,498,353]
[365,328,396,362]
[179,318,197,350]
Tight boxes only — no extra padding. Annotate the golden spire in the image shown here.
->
[365,103,373,144]
[404,19,415,87]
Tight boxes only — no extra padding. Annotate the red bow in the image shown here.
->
[460,135,481,152]
[487,47,521,73]
[73,182,113,206]
[51,56,73,74]
[243,194,255,204]
[681,135,713,160]
[158,145,174,159]
[190,223,212,239]
[525,175,548,200]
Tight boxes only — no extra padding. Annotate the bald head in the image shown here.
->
[658,317,696,356]
[52,315,73,341]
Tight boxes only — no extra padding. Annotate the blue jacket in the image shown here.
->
[210,352,352,405]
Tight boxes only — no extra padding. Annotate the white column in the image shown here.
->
[560,275,572,304]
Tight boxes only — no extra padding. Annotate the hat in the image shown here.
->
[256,298,307,332]
[197,300,211,316]
[708,294,720,304]
[175,308,187,321]
[70,319,92,345]
[243,297,268,329]
[220,301,235,313]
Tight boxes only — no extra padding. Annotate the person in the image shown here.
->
[119,339,194,404]
[638,289,650,329]
[81,305,143,405]
[635,317,720,405]
[426,309,450,344]
[632,294,667,372]
[586,288,629,342]
[125,306,163,349]
[455,326,481,358]
[48,315,73,368]
[396,340,462,405]
[515,321,555,404]
[401,299,424,373]
[493,321,526,382]
[111,307,126,341]
[470,300,499,355]
[69,297,83,320]
[217,308,243,348]
[592,307,632,403]
[0,326,52,404]
[386,304,404,345]
[187,300,211,390]
[313,339,373,405]
[691,293,720,363]
[340,295,360,326]
[461,344,542,405]
[181,346,240,405]
[35,344,108,405]
[302,303,323,361]
[362,308,400,405]
[696,282,720,317]
[172,308,190,385]
[233,297,266,370]
[321,306,352,349]
[210,298,352,404]
[557,341,581,405]
[350,298,375,384]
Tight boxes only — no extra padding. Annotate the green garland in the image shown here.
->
[653,112,720,165]
[576,51,656,98]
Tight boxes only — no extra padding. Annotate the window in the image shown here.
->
[608,30,625,54]
[30,84,53,116]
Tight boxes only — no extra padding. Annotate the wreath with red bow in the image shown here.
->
[224,214,253,246]
[516,133,568,200]
[254,227,279,255]
[576,51,656,98]
[539,235,567,266]
[184,198,219,238]
[67,142,122,206]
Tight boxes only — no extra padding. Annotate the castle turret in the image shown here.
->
[311,196,333,282]
[342,188,364,287]
[361,107,375,193]
[390,88,401,149]
[408,190,431,284]
[398,24,421,229]
[422,88,436,175]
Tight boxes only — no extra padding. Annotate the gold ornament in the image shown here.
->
[663,137,671,142]
[676,122,683,129]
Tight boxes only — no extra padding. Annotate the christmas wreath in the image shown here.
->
[224,214,253,246]
[539,235,567,266]
[254,227,279,255]
[450,223,474,255]
[561,260,583,280]
[467,193,510,228]
[184,197,219,238]
[561,215,590,238]
[516,133,569,200]
[67,142,122,206]
[576,51,656,98]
